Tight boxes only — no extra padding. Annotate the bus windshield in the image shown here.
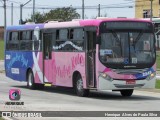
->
[99,31,156,69]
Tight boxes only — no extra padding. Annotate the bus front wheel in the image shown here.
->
[75,75,89,97]
[120,89,133,97]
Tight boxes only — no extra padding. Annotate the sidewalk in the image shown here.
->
[157,75,160,79]
[0,60,4,72]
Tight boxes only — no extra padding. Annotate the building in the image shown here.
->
[0,26,4,40]
[153,18,160,49]
[135,0,160,18]
[135,0,160,49]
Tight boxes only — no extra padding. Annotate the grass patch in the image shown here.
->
[0,40,4,60]
[0,118,4,120]
[156,80,160,89]
[0,116,4,120]
[157,51,160,70]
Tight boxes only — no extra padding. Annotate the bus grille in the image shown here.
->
[112,68,149,74]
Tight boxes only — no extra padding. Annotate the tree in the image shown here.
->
[26,12,46,23]
[26,7,80,23]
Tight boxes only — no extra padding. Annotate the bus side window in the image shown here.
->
[19,31,33,51]
[72,28,84,51]
[8,32,19,50]
[6,32,11,50]
[59,29,68,40]
[70,29,74,39]
[55,29,69,51]
[56,30,59,40]
[53,28,84,52]
[33,29,40,51]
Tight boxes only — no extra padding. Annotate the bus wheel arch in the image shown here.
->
[26,68,44,90]
[72,71,89,97]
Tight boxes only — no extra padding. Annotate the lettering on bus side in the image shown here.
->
[71,54,85,69]
[7,53,29,70]
[52,54,85,78]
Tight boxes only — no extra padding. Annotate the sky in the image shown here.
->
[0,0,135,26]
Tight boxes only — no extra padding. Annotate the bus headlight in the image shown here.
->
[99,72,113,81]
[146,72,156,81]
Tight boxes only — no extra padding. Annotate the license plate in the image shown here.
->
[126,80,136,85]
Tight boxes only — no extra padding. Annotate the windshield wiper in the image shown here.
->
[134,31,144,46]
[110,30,121,43]
[110,30,122,56]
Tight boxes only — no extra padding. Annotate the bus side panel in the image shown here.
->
[5,51,34,82]
[44,52,86,88]
[32,52,44,84]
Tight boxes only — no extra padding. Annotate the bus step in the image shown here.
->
[44,83,52,87]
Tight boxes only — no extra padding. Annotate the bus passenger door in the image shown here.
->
[86,31,96,88]
[43,32,55,83]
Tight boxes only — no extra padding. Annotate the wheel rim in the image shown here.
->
[77,79,83,91]
[28,73,33,87]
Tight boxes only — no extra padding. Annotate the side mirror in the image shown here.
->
[96,36,101,45]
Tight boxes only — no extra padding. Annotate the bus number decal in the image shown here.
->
[6,55,11,60]
[142,71,152,77]
[11,68,20,74]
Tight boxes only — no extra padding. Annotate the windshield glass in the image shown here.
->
[99,31,156,69]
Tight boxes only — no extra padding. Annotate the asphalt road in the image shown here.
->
[0,72,160,120]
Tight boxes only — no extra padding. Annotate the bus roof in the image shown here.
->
[6,24,44,31]
[6,18,152,31]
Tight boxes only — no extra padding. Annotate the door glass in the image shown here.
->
[43,33,53,59]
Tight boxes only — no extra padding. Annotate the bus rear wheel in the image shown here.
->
[75,75,89,97]
[27,70,44,90]
[27,70,35,89]
[120,89,133,97]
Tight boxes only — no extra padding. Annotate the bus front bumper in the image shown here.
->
[98,76,156,90]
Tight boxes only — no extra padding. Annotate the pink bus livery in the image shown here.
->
[5,18,156,97]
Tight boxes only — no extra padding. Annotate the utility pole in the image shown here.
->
[11,3,13,25]
[19,0,32,24]
[98,4,101,17]
[82,0,84,19]
[33,0,35,22]
[20,4,23,24]
[3,0,7,29]
[150,0,153,21]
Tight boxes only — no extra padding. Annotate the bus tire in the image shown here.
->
[27,70,44,90]
[27,70,36,89]
[120,89,133,97]
[75,75,89,97]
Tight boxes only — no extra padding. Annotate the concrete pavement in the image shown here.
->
[0,60,4,72]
